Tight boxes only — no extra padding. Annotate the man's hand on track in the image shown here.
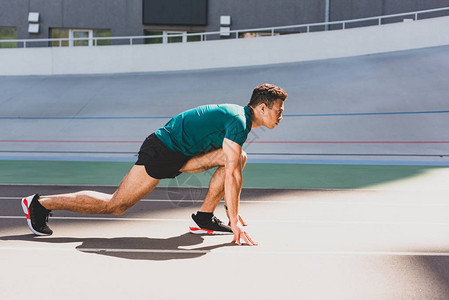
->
[230,224,258,246]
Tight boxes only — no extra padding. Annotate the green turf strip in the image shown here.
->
[0,160,446,189]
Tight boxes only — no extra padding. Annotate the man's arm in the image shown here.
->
[223,138,257,246]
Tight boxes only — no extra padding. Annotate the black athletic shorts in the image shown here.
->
[135,133,192,179]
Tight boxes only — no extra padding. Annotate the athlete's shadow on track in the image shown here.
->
[1,233,236,261]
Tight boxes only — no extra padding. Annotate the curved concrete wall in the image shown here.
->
[1,16,449,76]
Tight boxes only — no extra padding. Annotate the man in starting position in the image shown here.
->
[21,83,287,246]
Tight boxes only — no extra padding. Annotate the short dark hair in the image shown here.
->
[248,83,288,108]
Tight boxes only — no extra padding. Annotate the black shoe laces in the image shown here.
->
[211,216,223,225]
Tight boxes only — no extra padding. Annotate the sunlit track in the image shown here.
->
[3,247,449,257]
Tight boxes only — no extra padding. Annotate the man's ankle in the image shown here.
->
[196,211,213,223]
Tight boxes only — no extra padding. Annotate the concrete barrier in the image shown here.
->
[1,16,449,76]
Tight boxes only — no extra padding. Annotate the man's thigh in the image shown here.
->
[179,149,225,173]
[110,165,160,211]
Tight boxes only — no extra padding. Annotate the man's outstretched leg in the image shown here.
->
[21,165,160,236]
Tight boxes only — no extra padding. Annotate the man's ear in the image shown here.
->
[258,103,267,114]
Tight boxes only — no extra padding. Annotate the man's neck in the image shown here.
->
[248,106,262,129]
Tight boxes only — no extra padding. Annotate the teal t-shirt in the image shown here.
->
[155,104,252,156]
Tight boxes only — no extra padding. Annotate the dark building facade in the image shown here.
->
[1,0,448,47]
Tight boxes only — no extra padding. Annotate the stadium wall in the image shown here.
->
[1,16,449,76]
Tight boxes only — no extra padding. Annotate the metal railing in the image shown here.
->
[1,6,448,48]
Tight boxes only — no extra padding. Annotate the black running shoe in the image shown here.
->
[189,213,233,235]
[21,194,53,236]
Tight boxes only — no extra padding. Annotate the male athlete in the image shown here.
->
[21,83,287,246]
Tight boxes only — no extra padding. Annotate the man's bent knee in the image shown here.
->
[109,206,128,215]
[106,202,130,215]
[104,195,135,215]
[241,150,247,168]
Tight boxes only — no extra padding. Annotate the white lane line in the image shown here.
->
[3,215,449,226]
[2,197,449,207]
[2,246,449,256]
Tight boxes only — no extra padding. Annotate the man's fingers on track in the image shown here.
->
[239,215,248,226]
[233,233,241,245]
[245,233,258,246]
[242,231,257,246]
[242,231,254,246]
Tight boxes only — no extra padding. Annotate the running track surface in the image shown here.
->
[2,178,449,300]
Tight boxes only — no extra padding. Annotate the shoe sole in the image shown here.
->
[21,196,51,236]
[189,226,233,235]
